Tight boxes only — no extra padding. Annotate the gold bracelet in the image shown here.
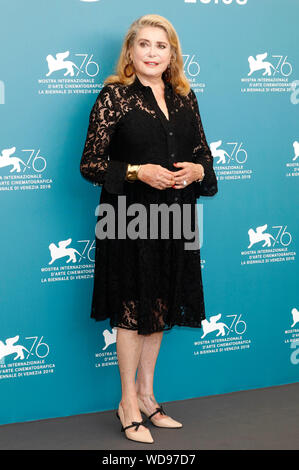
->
[126,164,141,182]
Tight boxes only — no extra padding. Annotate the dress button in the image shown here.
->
[169,131,173,136]
[174,196,178,202]
[170,153,175,158]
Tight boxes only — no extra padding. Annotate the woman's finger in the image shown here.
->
[173,177,190,187]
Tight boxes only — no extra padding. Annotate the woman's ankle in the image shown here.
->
[136,391,154,399]
[120,396,139,408]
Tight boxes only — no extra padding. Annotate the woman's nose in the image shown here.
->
[148,47,156,57]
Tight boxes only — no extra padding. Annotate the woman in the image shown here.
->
[80,14,218,444]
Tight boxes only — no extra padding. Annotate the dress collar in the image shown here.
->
[132,73,173,93]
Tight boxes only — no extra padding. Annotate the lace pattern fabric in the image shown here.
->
[80,74,218,335]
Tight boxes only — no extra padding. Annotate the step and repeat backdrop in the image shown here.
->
[0,0,298,425]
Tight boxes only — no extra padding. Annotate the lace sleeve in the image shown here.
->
[79,85,128,194]
[189,89,218,197]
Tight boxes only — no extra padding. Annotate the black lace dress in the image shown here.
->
[80,74,218,335]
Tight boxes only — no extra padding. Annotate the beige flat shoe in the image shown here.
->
[137,396,183,429]
[116,402,154,443]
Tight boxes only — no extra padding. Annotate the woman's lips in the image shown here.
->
[144,62,159,66]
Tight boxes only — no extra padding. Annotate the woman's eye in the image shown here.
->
[139,42,166,49]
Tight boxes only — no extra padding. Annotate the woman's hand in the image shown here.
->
[137,164,176,190]
[171,162,204,189]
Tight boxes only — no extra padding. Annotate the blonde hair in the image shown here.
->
[104,14,190,96]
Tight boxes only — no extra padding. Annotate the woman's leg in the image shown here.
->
[135,330,167,420]
[116,327,148,431]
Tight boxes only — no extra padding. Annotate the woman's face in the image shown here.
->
[129,26,172,81]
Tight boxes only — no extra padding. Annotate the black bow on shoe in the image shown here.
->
[121,418,148,432]
[148,404,166,420]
